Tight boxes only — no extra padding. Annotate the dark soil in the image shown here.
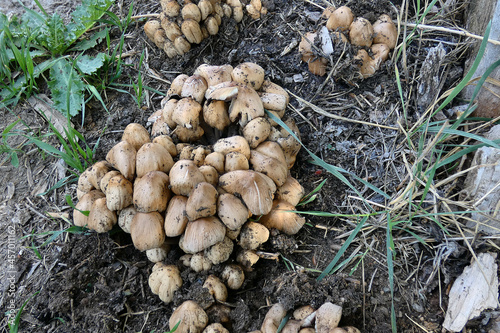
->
[2,0,500,332]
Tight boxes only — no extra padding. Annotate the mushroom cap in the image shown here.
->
[236,249,260,270]
[198,0,214,20]
[217,193,250,230]
[261,303,286,333]
[204,16,219,35]
[204,152,225,174]
[231,62,265,90]
[259,92,288,112]
[203,275,228,302]
[315,302,342,333]
[130,211,166,251]
[260,80,290,105]
[174,124,204,142]
[164,195,189,237]
[172,97,203,129]
[354,49,377,79]
[149,262,182,303]
[182,2,202,22]
[133,171,171,213]
[74,190,105,227]
[86,161,110,191]
[194,64,233,87]
[77,169,94,194]
[371,43,390,62]
[250,143,288,187]
[179,216,226,253]
[106,174,134,211]
[282,319,302,333]
[185,182,218,221]
[181,19,204,44]
[153,135,178,157]
[204,236,234,265]
[299,32,317,62]
[268,118,301,169]
[189,252,213,272]
[169,160,206,196]
[349,17,374,47]
[224,151,249,172]
[136,142,174,178]
[118,205,136,233]
[373,15,397,49]
[259,200,305,235]
[293,305,315,321]
[174,35,191,55]
[122,123,151,151]
[144,20,161,41]
[213,135,251,159]
[100,170,121,196]
[203,100,230,131]
[239,221,270,250]
[167,74,189,99]
[219,170,276,216]
[181,75,208,104]
[198,165,219,187]
[161,16,182,41]
[326,6,353,32]
[106,141,137,180]
[169,300,208,333]
[243,117,271,148]
[276,175,305,206]
[321,5,336,19]
[146,243,171,263]
[87,197,117,233]
[221,264,245,289]
[203,323,230,333]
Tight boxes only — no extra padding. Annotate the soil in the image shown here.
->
[1,0,500,332]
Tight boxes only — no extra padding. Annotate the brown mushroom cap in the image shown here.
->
[326,6,354,32]
[231,62,265,90]
[144,20,161,41]
[239,221,270,250]
[321,5,336,19]
[261,303,286,333]
[169,300,208,333]
[268,118,301,169]
[373,15,397,49]
[194,64,233,87]
[130,211,166,251]
[174,35,191,55]
[167,74,189,99]
[161,0,181,17]
[77,169,94,194]
[106,174,133,211]
[74,190,105,227]
[87,197,117,233]
[182,19,204,44]
[213,135,251,159]
[354,49,377,79]
[118,205,136,233]
[250,144,288,187]
[204,16,219,36]
[204,152,225,174]
[136,142,174,178]
[172,97,203,129]
[186,182,218,221]
[153,135,177,157]
[315,302,342,333]
[86,161,110,191]
[243,117,271,148]
[371,43,390,63]
[221,264,245,289]
[199,165,219,187]
[203,100,230,131]
[203,275,228,302]
[133,171,171,213]
[179,216,226,253]
[198,0,213,20]
[181,75,208,104]
[106,141,137,180]
[293,305,315,321]
[276,175,305,206]
[164,195,189,237]
[224,151,249,172]
[100,170,121,196]
[236,249,260,270]
[169,159,206,196]
[259,92,288,113]
[203,323,230,333]
[122,123,151,151]
[149,262,182,303]
[219,170,276,215]
[146,242,171,263]
[349,17,374,47]
[260,80,290,105]
[217,193,250,230]
[259,200,305,235]
[204,236,234,265]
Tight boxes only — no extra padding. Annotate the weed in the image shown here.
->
[6,291,40,333]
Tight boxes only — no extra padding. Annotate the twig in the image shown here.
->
[403,22,500,46]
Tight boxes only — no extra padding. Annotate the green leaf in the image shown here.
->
[70,28,108,52]
[48,58,84,116]
[66,0,114,45]
[76,53,105,74]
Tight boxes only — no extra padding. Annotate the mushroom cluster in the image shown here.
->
[299,5,398,78]
[73,62,306,306]
[144,0,268,58]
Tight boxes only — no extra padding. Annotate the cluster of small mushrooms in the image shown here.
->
[299,5,398,77]
[164,301,360,332]
[73,62,311,330]
[144,0,268,57]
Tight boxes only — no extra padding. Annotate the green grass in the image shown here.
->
[7,291,40,333]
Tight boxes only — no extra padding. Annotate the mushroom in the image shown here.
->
[203,275,228,302]
[315,302,342,333]
[122,123,150,151]
[321,6,336,19]
[239,221,269,250]
[118,205,136,233]
[77,169,94,197]
[221,264,245,289]
[130,211,166,251]
[242,117,271,148]
[181,75,208,104]
[106,141,136,180]
[74,190,105,227]
[231,62,265,90]
[164,195,189,236]
[185,182,218,221]
[214,135,251,159]
[203,100,230,131]
[349,17,374,47]
[276,175,305,206]
[182,1,202,21]
[146,242,171,262]
[326,6,353,32]
[250,142,288,187]
[373,14,398,49]
[259,200,305,235]
[179,216,226,253]
[199,165,219,187]
[189,252,213,272]
[172,97,203,130]
[198,0,213,20]
[203,323,230,333]
[293,305,315,321]
[86,161,110,191]
[144,20,161,41]
[105,174,134,211]
[281,320,301,333]
[149,262,182,303]
[204,152,225,174]
[167,74,189,99]
[219,170,276,215]
[174,123,205,142]
[100,170,121,196]
[87,197,117,233]
[153,135,178,157]
[217,193,250,230]
[169,160,206,196]
[133,171,171,213]
[236,249,260,270]
[204,236,234,264]
[268,118,301,169]
[174,35,191,56]
[161,0,181,17]
[169,300,208,333]
[261,303,286,333]
[194,64,233,87]
[225,0,243,22]
[182,19,204,44]
[224,151,249,172]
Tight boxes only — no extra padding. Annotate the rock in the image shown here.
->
[443,253,499,332]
